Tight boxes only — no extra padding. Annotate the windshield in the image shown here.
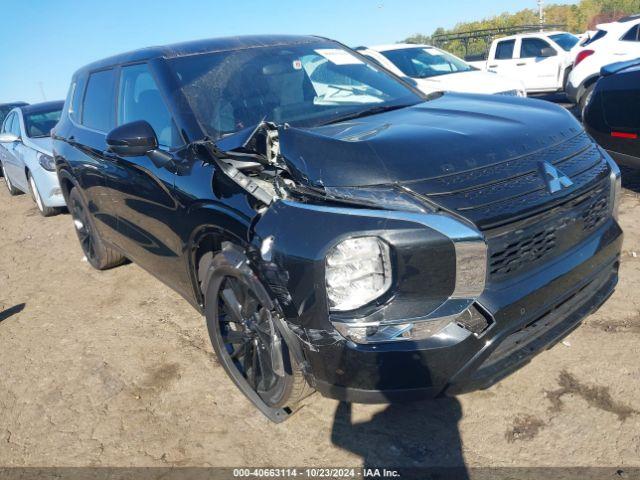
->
[24,108,62,138]
[380,47,473,79]
[168,41,421,140]
[549,33,580,51]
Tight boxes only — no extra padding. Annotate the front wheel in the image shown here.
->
[68,187,126,270]
[28,172,57,217]
[204,247,312,421]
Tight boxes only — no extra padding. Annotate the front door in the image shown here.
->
[107,62,186,291]
[517,37,561,91]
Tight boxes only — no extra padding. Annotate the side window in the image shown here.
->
[117,63,182,149]
[68,77,86,123]
[10,113,22,137]
[622,24,639,42]
[520,38,552,58]
[82,69,116,132]
[1,113,12,133]
[495,40,515,60]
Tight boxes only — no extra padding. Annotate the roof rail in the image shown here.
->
[618,14,640,23]
[431,24,567,58]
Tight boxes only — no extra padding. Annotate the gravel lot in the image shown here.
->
[1,114,639,469]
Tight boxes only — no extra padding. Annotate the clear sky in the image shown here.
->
[0,0,576,104]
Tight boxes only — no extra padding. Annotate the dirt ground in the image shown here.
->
[1,166,639,469]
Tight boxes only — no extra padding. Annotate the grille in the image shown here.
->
[486,184,610,280]
[406,132,611,229]
[490,228,557,276]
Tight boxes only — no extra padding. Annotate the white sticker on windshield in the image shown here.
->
[422,48,437,55]
[315,49,364,65]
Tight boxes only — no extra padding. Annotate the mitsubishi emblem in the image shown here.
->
[539,161,573,194]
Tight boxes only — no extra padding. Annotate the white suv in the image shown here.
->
[567,14,640,115]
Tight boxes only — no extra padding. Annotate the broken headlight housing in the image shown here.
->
[325,236,392,311]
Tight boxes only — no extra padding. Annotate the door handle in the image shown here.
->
[489,64,498,68]
[516,62,526,66]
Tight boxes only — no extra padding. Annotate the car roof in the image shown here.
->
[495,31,571,42]
[0,101,28,108]
[597,16,640,31]
[19,100,64,115]
[366,43,436,52]
[75,34,325,75]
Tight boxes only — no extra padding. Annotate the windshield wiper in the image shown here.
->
[319,103,416,126]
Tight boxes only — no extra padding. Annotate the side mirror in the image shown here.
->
[540,47,557,58]
[106,120,158,157]
[0,132,20,143]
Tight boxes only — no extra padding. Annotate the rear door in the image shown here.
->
[107,62,185,286]
[72,68,120,242]
[517,37,561,91]
[488,39,519,80]
[1,112,28,190]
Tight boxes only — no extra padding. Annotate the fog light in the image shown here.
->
[325,237,392,311]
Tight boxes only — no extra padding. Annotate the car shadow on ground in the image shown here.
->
[0,303,25,324]
[328,341,469,478]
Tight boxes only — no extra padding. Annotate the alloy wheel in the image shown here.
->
[215,275,287,406]
[70,194,97,262]
[29,175,44,212]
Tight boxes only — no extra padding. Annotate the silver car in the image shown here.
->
[0,101,65,216]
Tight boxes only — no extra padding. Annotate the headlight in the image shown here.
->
[38,153,56,172]
[325,236,392,311]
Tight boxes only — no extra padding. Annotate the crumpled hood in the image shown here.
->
[279,92,582,188]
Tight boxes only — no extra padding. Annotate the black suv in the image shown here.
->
[53,35,623,422]
[584,58,640,168]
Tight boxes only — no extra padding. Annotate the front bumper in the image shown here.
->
[304,218,622,403]
[31,166,66,208]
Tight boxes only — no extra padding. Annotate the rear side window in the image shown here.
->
[10,113,22,137]
[495,40,515,60]
[2,112,12,133]
[520,38,552,58]
[622,24,640,42]
[117,63,182,148]
[82,69,116,132]
[582,29,607,46]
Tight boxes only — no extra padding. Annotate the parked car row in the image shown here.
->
[0,101,65,216]
[0,34,625,423]
[568,14,640,117]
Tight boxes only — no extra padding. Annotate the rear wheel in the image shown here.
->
[204,247,312,420]
[28,172,57,217]
[68,187,125,270]
[2,162,20,196]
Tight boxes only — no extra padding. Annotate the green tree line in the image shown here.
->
[405,0,640,58]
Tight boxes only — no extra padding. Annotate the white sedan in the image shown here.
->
[0,101,65,216]
[358,44,527,97]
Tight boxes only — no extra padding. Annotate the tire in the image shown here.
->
[579,83,596,121]
[27,171,57,217]
[1,162,21,196]
[203,246,312,418]
[68,187,126,270]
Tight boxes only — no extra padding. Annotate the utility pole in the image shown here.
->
[38,82,47,101]
[538,0,545,31]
